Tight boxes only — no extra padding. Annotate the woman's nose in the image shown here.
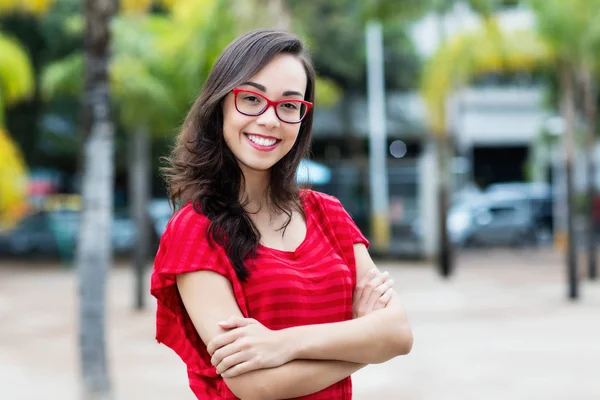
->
[256,105,281,128]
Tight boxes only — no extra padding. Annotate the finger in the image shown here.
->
[215,350,249,375]
[361,271,388,305]
[211,339,245,367]
[355,268,378,297]
[221,360,260,378]
[218,316,256,329]
[374,286,395,310]
[357,269,385,302]
[356,268,378,291]
[365,275,392,311]
[207,330,239,355]
[217,321,238,330]
[354,270,386,316]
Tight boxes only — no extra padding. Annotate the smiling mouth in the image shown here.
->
[244,133,280,148]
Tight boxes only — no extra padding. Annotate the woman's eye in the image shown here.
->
[243,95,259,102]
[281,102,299,110]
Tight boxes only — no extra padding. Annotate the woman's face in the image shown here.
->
[222,54,308,176]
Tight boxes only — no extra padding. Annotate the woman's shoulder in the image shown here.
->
[301,189,345,213]
[301,188,340,205]
[154,201,227,276]
[164,201,210,238]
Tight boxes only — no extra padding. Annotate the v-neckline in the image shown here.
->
[256,195,310,258]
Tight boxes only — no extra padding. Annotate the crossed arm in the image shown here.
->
[177,243,413,400]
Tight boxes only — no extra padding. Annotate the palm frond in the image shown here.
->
[0,33,35,107]
[40,53,84,100]
[421,21,553,135]
[0,0,55,15]
[0,127,28,229]
[110,56,178,132]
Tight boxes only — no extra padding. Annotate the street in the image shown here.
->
[1,249,599,400]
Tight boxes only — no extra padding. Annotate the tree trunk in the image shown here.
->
[76,0,117,398]
[435,6,452,278]
[561,65,579,300]
[436,133,453,278]
[582,68,598,281]
[129,126,151,310]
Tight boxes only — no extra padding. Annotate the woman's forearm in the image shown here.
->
[284,295,413,365]
[224,359,365,400]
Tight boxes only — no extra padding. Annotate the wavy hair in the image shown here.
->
[162,29,316,281]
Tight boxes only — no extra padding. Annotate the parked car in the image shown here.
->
[147,198,172,239]
[0,209,136,258]
[485,182,553,241]
[448,187,552,248]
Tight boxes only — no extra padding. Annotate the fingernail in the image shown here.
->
[383,271,389,277]
[389,279,395,285]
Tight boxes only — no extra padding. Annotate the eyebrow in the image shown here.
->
[240,81,304,98]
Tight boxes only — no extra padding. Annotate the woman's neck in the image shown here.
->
[240,167,271,214]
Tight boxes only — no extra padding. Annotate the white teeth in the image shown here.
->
[247,134,277,147]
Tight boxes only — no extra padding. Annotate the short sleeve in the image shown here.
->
[305,190,370,288]
[150,203,248,381]
[332,200,370,248]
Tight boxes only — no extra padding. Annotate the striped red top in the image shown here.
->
[151,189,369,399]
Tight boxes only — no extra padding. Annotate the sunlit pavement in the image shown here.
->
[1,249,599,400]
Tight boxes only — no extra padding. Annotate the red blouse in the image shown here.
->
[151,190,369,399]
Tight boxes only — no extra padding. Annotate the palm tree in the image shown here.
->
[576,2,600,281]
[0,33,34,229]
[421,12,553,276]
[76,0,117,397]
[44,0,241,310]
[527,0,600,297]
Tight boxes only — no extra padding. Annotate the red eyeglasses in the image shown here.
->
[232,88,313,124]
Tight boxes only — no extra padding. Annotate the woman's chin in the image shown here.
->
[239,158,278,174]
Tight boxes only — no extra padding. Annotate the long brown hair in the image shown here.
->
[162,29,316,281]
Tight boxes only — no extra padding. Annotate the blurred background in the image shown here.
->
[1,0,599,399]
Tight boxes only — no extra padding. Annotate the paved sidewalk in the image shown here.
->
[1,249,599,400]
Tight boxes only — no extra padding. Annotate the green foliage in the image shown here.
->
[39,0,82,61]
[360,0,433,22]
[109,15,179,134]
[42,0,238,138]
[421,19,553,134]
[314,76,341,108]
[157,0,236,109]
[288,0,427,92]
[41,52,82,99]
[111,54,178,132]
[527,0,600,73]
[0,33,35,107]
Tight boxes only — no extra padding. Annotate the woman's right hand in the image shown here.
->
[352,268,394,319]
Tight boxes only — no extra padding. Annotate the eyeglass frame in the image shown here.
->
[232,88,313,124]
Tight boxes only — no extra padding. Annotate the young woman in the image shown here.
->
[151,28,413,400]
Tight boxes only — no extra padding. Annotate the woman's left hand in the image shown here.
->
[207,316,293,378]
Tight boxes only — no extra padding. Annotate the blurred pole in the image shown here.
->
[437,133,452,278]
[435,7,453,278]
[560,65,579,300]
[582,68,598,281]
[130,127,151,310]
[268,0,291,30]
[365,21,391,252]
